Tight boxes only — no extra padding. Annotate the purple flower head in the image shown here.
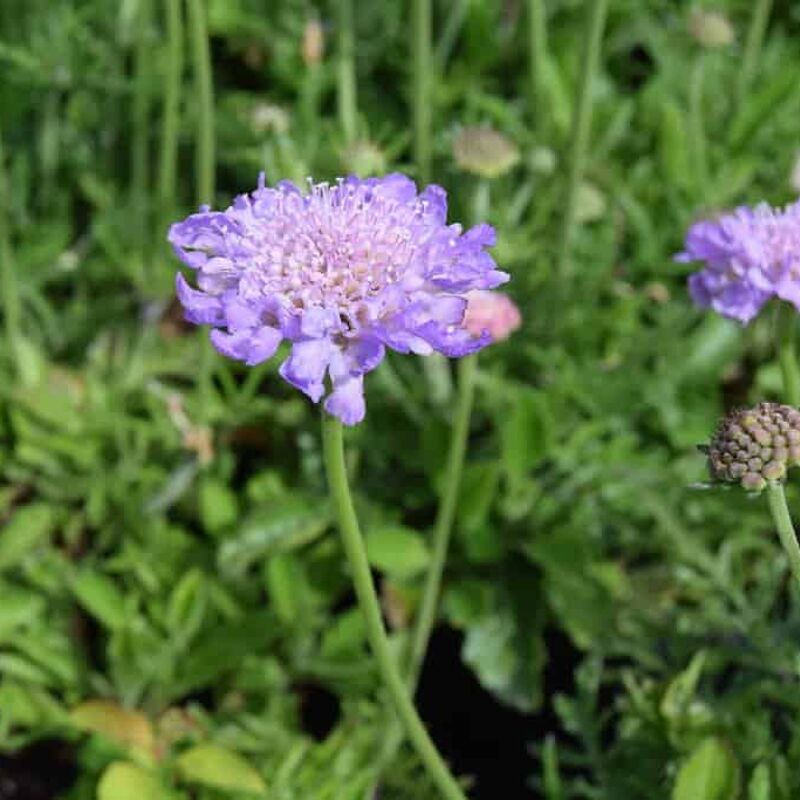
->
[677,201,800,324]
[169,174,509,425]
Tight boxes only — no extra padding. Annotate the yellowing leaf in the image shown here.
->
[177,743,266,794]
[71,699,155,757]
[97,761,164,800]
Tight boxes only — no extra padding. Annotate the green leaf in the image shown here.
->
[218,499,330,576]
[0,503,57,572]
[97,761,164,800]
[365,526,429,579]
[177,743,266,794]
[461,564,546,712]
[72,569,128,630]
[166,568,208,643]
[500,388,553,486]
[199,477,239,534]
[320,607,366,658]
[672,737,740,800]
[457,461,500,543]
[174,611,277,697]
[748,763,770,800]
[264,553,316,625]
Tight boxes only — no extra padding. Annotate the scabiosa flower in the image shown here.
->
[169,174,509,425]
[463,290,521,342]
[677,201,800,324]
[704,403,800,492]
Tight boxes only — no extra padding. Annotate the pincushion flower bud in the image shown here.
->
[453,126,520,180]
[705,403,800,492]
[463,290,521,342]
[688,8,735,49]
[302,17,325,66]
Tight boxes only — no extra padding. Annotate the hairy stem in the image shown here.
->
[321,414,469,800]
[336,0,357,144]
[407,354,477,688]
[766,483,800,590]
[132,0,153,227]
[186,0,215,204]
[555,0,608,279]
[0,128,22,368]
[527,0,548,129]
[158,0,183,217]
[412,0,433,183]
[737,0,773,104]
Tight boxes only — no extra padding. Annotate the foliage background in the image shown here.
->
[2,0,800,798]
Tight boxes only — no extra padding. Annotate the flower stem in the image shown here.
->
[158,0,183,219]
[555,0,608,279]
[412,0,433,184]
[688,55,709,196]
[407,354,477,689]
[186,0,215,204]
[0,127,22,370]
[131,0,153,231]
[777,302,800,407]
[737,0,773,106]
[336,0,357,145]
[766,483,800,590]
[320,414,468,800]
[526,0,548,130]
[186,0,216,409]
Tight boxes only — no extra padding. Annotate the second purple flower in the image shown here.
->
[677,200,800,324]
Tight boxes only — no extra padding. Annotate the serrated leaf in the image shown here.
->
[97,761,164,800]
[177,743,266,794]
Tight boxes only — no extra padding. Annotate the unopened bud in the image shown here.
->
[705,403,800,492]
[688,8,735,49]
[453,126,520,180]
[302,17,325,66]
[464,291,521,342]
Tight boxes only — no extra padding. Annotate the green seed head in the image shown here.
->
[453,126,520,179]
[706,403,800,492]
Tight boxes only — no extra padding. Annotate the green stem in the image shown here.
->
[412,0,433,183]
[777,302,800,407]
[186,0,216,410]
[527,0,547,129]
[766,483,800,590]
[158,0,183,218]
[737,0,772,105]
[555,0,608,279]
[336,0,357,144]
[435,0,468,70]
[407,355,477,689]
[688,55,709,196]
[0,127,22,364]
[321,414,469,800]
[132,0,153,225]
[186,0,215,204]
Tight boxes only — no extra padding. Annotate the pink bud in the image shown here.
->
[464,290,521,342]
